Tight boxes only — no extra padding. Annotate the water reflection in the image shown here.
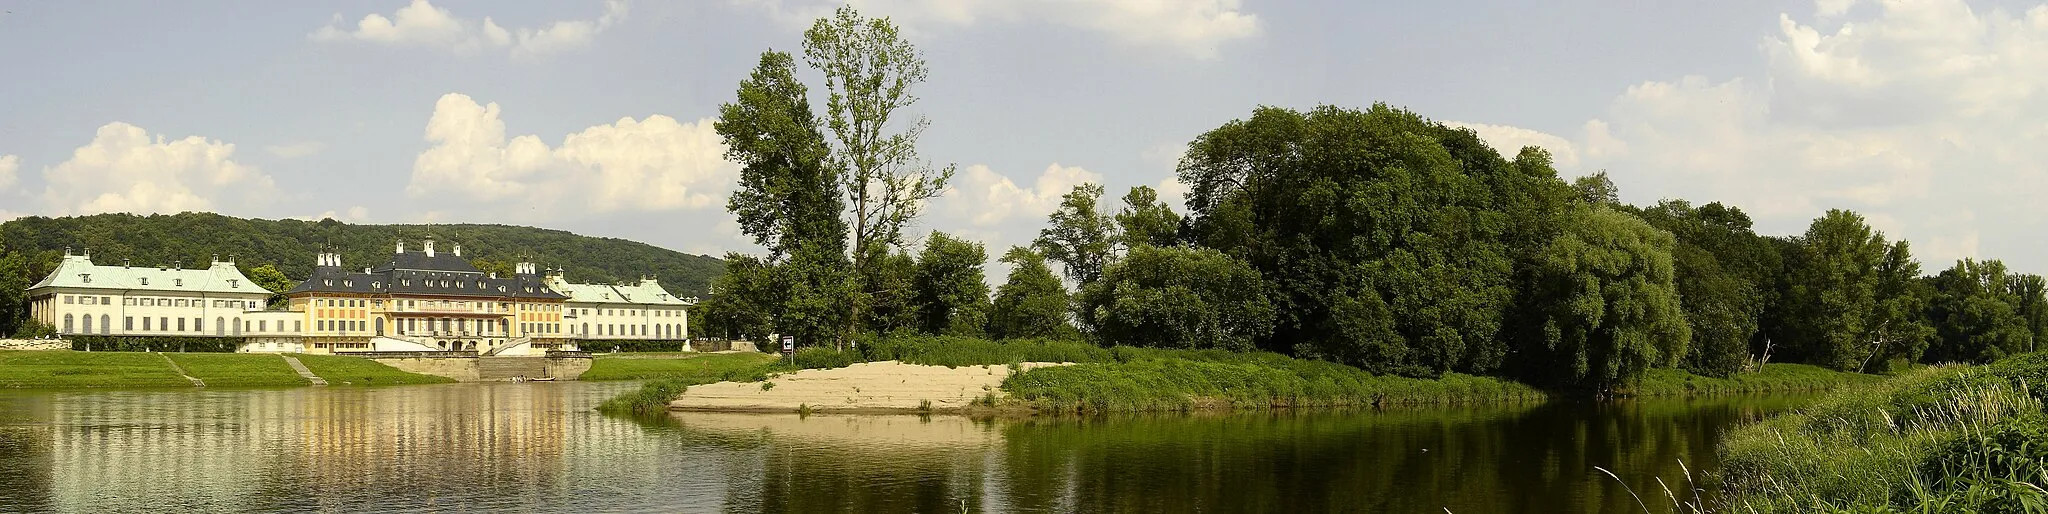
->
[0,384,1806,513]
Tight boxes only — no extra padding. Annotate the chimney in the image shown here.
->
[82,248,91,259]
[425,239,436,257]
[211,253,219,264]
[452,243,462,257]
[122,259,130,268]
[396,240,405,254]
[172,260,181,270]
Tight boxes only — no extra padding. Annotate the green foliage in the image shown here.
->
[802,5,954,342]
[580,352,780,381]
[858,335,1112,367]
[694,254,777,341]
[988,247,1074,340]
[717,50,845,261]
[164,353,309,387]
[1114,185,1181,249]
[1632,199,1782,377]
[1629,363,1876,397]
[575,339,693,353]
[597,379,695,416]
[288,354,455,385]
[1521,206,1690,391]
[861,247,920,334]
[0,212,724,295]
[1717,353,2048,512]
[1179,105,1569,377]
[1777,209,1920,371]
[0,250,33,337]
[1928,259,2038,364]
[70,335,243,352]
[1571,171,1620,206]
[1003,353,1547,413]
[1035,183,1116,285]
[912,232,990,336]
[1077,245,1274,352]
[244,263,294,309]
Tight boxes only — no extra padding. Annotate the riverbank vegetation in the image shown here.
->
[164,353,309,387]
[581,352,779,381]
[0,351,449,388]
[1716,351,2048,512]
[676,7,2048,402]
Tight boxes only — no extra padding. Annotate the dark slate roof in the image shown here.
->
[379,251,483,273]
[285,250,566,300]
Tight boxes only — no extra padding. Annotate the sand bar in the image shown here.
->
[668,360,1064,413]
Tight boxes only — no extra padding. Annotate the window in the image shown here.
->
[125,317,133,330]
[63,314,72,333]
[177,318,186,332]
[160,317,168,332]
[174,278,183,287]
[80,274,92,284]
[101,315,109,334]
[99,296,110,305]
[295,321,301,333]
[137,277,145,286]
[227,279,238,288]
[372,282,380,288]
[143,317,152,331]
[63,296,73,305]
[124,298,135,306]
[259,320,266,332]
[324,279,332,286]
[194,318,202,332]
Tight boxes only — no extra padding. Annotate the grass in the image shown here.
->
[1715,351,2048,513]
[597,378,695,415]
[290,354,456,385]
[1002,354,1548,413]
[0,351,193,388]
[581,352,780,381]
[163,353,309,387]
[1630,363,1878,397]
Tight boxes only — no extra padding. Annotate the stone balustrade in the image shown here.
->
[0,338,71,351]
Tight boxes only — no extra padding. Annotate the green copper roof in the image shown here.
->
[28,254,273,296]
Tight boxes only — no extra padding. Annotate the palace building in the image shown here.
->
[26,250,272,338]
[27,239,696,355]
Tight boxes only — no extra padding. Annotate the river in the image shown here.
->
[0,382,1806,513]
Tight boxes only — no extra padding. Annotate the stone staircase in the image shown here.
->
[482,337,533,357]
[477,357,549,381]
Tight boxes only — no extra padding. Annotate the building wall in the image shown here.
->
[34,288,269,338]
[563,303,689,340]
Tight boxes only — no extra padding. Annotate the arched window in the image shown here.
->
[233,317,242,336]
[101,315,110,334]
[63,314,73,334]
[217,317,225,336]
[582,323,588,336]
[375,318,384,336]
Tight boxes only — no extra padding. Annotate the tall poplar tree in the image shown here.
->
[803,6,954,344]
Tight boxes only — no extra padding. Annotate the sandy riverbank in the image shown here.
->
[668,360,1064,413]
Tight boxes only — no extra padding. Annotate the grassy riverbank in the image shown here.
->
[581,352,780,381]
[1716,352,2048,512]
[0,351,448,388]
[600,336,1875,415]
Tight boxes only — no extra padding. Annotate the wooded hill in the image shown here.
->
[0,213,724,294]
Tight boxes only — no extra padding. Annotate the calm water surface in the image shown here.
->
[0,382,1807,513]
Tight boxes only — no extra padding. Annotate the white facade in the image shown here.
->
[26,251,273,338]
[545,273,694,341]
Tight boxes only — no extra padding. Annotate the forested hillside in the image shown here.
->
[0,213,724,335]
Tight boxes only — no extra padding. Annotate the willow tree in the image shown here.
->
[1523,206,1690,391]
[803,6,954,344]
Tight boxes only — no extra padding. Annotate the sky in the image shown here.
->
[4,0,2048,287]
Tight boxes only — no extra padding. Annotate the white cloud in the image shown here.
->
[0,154,18,189]
[934,162,1103,227]
[742,0,1259,57]
[405,93,737,220]
[311,0,626,56]
[1442,121,1582,169]
[1156,176,1191,212]
[39,122,280,216]
[264,141,326,159]
[1563,0,2048,269]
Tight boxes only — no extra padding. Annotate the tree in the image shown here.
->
[0,250,29,337]
[1077,245,1274,351]
[1115,185,1181,249]
[1035,183,1116,285]
[989,247,1072,340]
[243,263,295,310]
[803,6,955,342]
[912,232,990,336]
[1178,105,1549,376]
[1778,210,1897,370]
[694,254,778,341]
[1863,241,1934,371]
[1632,200,1781,377]
[717,50,845,261]
[860,246,919,335]
[1573,171,1619,206]
[1927,259,2031,364]
[1522,206,1690,391]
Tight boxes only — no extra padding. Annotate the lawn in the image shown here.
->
[0,351,194,388]
[291,354,456,385]
[164,353,309,387]
[582,352,780,381]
